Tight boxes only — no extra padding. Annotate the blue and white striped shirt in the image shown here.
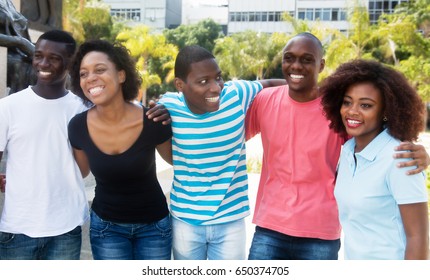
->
[159,80,262,225]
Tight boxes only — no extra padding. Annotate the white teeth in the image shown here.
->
[39,71,52,77]
[290,74,304,79]
[88,86,104,95]
[348,120,362,124]
[206,96,219,103]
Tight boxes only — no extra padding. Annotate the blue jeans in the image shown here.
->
[0,226,82,260]
[248,226,340,260]
[172,217,246,260]
[89,211,172,260]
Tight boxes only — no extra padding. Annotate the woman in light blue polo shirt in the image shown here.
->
[320,59,429,260]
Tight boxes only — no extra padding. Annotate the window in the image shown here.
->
[340,10,347,21]
[315,8,322,20]
[229,12,235,21]
[110,8,141,22]
[305,9,313,20]
[255,12,262,22]
[322,8,330,20]
[332,9,338,21]
[298,9,305,20]
[262,12,267,21]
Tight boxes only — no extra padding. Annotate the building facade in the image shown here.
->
[100,0,409,34]
[227,0,408,34]
[103,0,181,31]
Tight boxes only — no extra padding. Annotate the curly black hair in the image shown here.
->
[320,59,425,141]
[70,39,142,106]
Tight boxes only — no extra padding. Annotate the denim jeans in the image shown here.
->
[0,226,82,260]
[172,217,246,260]
[89,210,172,260]
[248,226,340,260]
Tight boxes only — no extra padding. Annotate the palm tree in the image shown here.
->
[116,25,177,105]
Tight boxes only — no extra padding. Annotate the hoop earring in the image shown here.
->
[383,116,388,122]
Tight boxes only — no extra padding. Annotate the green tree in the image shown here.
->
[396,0,430,37]
[164,19,224,52]
[63,0,113,44]
[213,36,248,80]
[80,2,112,41]
[214,31,290,81]
[63,0,86,43]
[116,25,178,105]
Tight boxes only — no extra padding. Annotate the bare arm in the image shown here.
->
[259,79,287,88]
[399,202,429,259]
[72,148,90,178]
[156,138,173,166]
[394,142,430,175]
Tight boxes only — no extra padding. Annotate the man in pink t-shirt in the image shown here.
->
[245,32,429,260]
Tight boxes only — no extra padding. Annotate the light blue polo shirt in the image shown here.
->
[335,129,428,260]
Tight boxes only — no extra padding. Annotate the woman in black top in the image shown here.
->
[68,40,173,260]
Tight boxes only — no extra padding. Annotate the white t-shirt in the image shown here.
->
[0,87,89,237]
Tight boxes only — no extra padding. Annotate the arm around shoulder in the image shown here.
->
[259,79,287,88]
[394,142,430,175]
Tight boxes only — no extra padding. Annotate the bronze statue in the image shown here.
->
[0,0,35,94]
[22,0,63,31]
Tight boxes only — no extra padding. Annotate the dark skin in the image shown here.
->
[147,37,430,174]
[0,39,74,192]
[282,34,429,175]
[31,39,71,99]
[147,120,430,176]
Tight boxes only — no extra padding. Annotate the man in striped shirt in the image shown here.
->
[157,45,285,260]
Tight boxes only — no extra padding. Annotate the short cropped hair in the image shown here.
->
[287,32,324,57]
[37,29,77,57]
[70,39,142,106]
[174,45,215,81]
[321,59,425,141]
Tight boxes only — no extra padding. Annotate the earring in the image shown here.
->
[383,116,388,122]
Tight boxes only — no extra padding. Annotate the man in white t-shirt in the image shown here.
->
[0,30,89,260]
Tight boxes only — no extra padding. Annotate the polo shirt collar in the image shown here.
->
[347,128,391,162]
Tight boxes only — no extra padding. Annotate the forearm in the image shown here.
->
[405,236,429,259]
[259,79,286,88]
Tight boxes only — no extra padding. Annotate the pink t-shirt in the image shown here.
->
[245,85,345,240]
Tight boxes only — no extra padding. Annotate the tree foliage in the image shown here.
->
[62,1,430,102]
[164,19,224,53]
[63,0,113,44]
[116,26,178,104]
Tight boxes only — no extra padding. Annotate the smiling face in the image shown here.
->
[78,51,125,106]
[32,39,70,86]
[340,82,385,152]
[174,58,224,114]
[282,36,325,101]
